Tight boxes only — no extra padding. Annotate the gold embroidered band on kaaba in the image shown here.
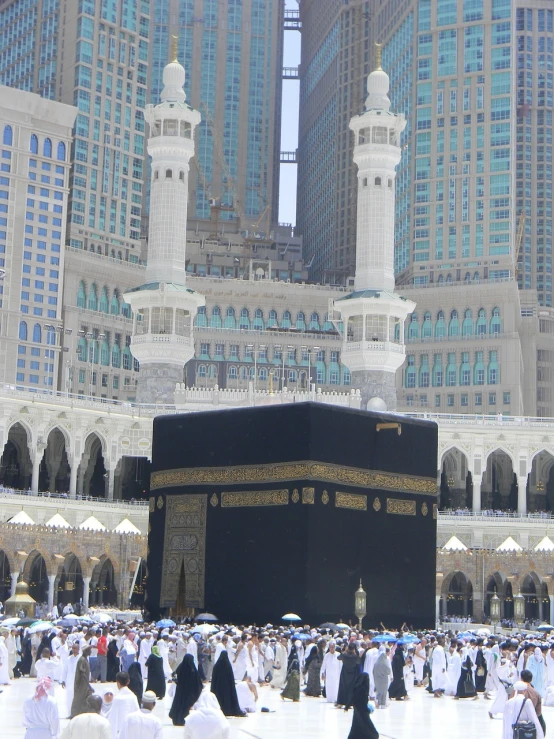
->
[151,460,437,497]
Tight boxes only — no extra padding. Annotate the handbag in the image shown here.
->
[476,666,485,677]
[512,698,537,739]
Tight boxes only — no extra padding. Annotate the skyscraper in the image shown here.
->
[0,0,151,261]
[150,0,284,230]
[296,0,372,283]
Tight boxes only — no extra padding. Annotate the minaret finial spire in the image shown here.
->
[172,34,179,63]
[375,42,383,71]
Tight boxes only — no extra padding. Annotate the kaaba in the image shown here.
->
[147,402,438,627]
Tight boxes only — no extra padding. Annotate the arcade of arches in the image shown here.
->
[438,554,554,625]
[439,446,554,514]
[0,525,146,611]
[0,423,150,500]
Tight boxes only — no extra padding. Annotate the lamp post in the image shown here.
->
[490,589,501,632]
[514,591,526,625]
[355,579,367,629]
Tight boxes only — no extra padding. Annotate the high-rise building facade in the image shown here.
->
[0,86,76,389]
[150,0,284,229]
[296,0,372,283]
[0,0,151,262]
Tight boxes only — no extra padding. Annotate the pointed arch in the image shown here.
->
[3,125,13,146]
[43,138,52,158]
[30,134,38,154]
[57,141,66,161]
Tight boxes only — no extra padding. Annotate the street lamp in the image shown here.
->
[355,579,367,629]
[490,589,501,631]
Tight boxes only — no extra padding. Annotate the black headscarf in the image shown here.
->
[210,650,244,717]
[168,654,203,726]
[128,662,143,705]
[347,672,379,739]
[287,644,298,673]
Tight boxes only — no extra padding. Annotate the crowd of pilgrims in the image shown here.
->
[2,619,554,738]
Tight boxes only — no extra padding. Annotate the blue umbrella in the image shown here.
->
[372,634,397,643]
[398,637,419,645]
[156,619,176,628]
[399,634,419,643]
[293,632,311,641]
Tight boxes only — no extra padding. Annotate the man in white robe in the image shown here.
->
[184,688,229,739]
[431,637,447,697]
[156,636,172,679]
[445,644,461,696]
[321,641,342,703]
[137,632,153,680]
[35,648,59,695]
[23,678,60,739]
[363,642,379,698]
[62,644,82,719]
[5,628,17,678]
[413,638,427,686]
[119,690,162,739]
[108,672,139,739]
[0,633,11,684]
[502,681,544,739]
[186,634,198,670]
[62,694,111,739]
[546,646,554,687]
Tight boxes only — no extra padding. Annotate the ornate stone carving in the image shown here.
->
[221,490,289,507]
[302,487,315,504]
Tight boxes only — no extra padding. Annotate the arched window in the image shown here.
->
[239,308,250,330]
[460,351,471,386]
[375,176,382,186]
[296,311,306,330]
[46,327,55,345]
[476,308,487,335]
[33,323,42,343]
[288,369,297,382]
[259,368,268,381]
[448,310,459,337]
[118,251,123,260]
[43,138,52,157]
[165,169,172,178]
[462,309,473,336]
[408,313,419,340]
[198,364,207,378]
[179,171,184,181]
[100,338,110,366]
[388,178,393,188]
[3,126,12,146]
[488,350,499,384]
[446,274,453,285]
[240,366,247,380]
[99,287,109,313]
[309,312,320,331]
[111,343,121,368]
[253,308,264,330]
[110,249,115,258]
[194,306,207,327]
[282,310,292,329]
[122,346,133,370]
[490,307,501,335]
[77,336,87,362]
[419,355,430,387]
[224,306,236,329]
[154,170,159,180]
[432,354,443,387]
[208,364,217,378]
[110,292,120,315]
[438,274,444,284]
[405,355,416,388]
[228,365,237,379]
[77,281,87,308]
[267,309,278,328]
[210,305,222,328]
[422,311,432,338]
[464,272,471,284]
[473,271,480,283]
[435,310,446,338]
[121,301,132,318]
[19,321,27,341]
[30,134,38,154]
[87,284,98,311]
[474,351,485,385]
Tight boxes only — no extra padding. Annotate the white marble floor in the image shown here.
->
[3,677,549,739]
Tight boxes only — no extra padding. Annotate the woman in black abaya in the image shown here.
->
[145,645,166,699]
[210,650,245,716]
[337,644,361,708]
[388,649,408,700]
[128,662,143,705]
[169,654,203,726]
[347,673,379,739]
[106,638,119,682]
[455,654,477,700]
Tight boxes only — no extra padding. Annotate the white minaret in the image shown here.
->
[335,46,415,411]
[124,44,205,404]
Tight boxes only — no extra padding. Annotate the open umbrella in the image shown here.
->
[398,636,419,646]
[282,613,301,623]
[537,624,554,632]
[0,617,20,627]
[91,612,113,624]
[336,623,350,630]
[372,634,397,643]
[28,621,54,634]
[62,613,80,622]
[191,624,219,636]
[195,613,218,623]
[293,632,311,642]
[16,618,38,627]
[320,622,338,631]
[156,618,176,628]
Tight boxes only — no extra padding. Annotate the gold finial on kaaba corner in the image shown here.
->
[375,42,383,71]
[171,34,179,63]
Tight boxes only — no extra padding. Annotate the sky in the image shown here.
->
[278,0,301,228]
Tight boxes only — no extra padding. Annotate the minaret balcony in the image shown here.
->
[341,339,407,374]
[132,333,194,348]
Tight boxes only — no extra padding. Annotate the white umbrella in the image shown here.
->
[282,613,301,623]
[91,612,113,624]
[537,624,554,632]
[28,621,54,634]
[191,624,219,636]
[63,613,80,621]
[0,617,20,627]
